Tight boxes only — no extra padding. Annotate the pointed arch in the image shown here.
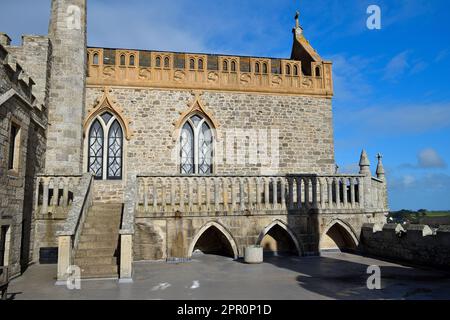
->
[172,92,221,141]
[320,219,359,252]
[188,221,239,259]
[257,220,302,256]
[84,87,133,140]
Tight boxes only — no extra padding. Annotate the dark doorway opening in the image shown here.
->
[193,226,235,258]
[260,224,299,257]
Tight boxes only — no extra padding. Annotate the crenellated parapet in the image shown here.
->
[0,44,46,117]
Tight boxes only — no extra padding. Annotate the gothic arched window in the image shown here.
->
[155,56,161,68]
[120,55,126,66]
[223,61,228,71]
[198,59,204,70]
[129,55,135,66]
[231,61,236,72]
[93,53,99,65]
[315,66,321,77]
[294,65,298,76]
[255,63,260,73]
[180,115,214,175]
[262,63,268,74]
[286,64,291,75]
[164,57,170,68]
[190,59,195,70]
[88,112,124,180]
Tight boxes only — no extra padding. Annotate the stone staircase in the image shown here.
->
[74,203,123,279]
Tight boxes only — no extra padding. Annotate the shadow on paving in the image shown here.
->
[262,253,450,300]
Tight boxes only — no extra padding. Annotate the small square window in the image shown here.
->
[8,122,20,171]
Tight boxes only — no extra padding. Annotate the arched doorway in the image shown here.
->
[189,222,238,259]
[257,221,301,257]
[320,221,358,253]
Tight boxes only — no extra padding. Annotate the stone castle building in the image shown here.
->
[0,0,388,282]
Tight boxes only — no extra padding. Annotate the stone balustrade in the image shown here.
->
[135,174,366,216]
[35,174,83,218]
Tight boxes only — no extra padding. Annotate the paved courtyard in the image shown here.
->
[7,252,450,300]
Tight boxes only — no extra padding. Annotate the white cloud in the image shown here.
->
[418,148,447,169]
[383,51,409,81]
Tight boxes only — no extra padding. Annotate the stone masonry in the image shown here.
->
[45,0,87,175]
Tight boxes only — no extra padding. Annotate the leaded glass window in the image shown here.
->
[88,119,104,179]
[87,113,124,180]
[180,123,194,174]
[180,115,214,175]
[107,120,123,179]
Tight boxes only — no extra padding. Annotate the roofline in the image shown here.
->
[87,45,292,61]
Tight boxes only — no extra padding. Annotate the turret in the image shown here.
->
[45,0,87,175]
[376,153,386,182]
[359,150,371,176]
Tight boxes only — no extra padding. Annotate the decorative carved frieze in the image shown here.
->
[87,48,333,97]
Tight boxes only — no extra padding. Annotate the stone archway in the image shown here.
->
[257,220,302,256]
[320,220,359,253]
[188,222,239,259]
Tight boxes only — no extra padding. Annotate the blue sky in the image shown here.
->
[1,0,449,210]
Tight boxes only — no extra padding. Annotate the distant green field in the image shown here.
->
[424,211,450,217]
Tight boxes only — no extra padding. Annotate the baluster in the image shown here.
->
[334,178,340,208]
[304,178,310,208]
[311,177,317,209]
[231,178,236,211]
[320,178,326,209]
[239,178,245,211]
[295,177,301,209]
[161,179,167,211]
[264,178,270,210]
[41,178,50,215]
[179,178,185,212]
[222,178,228,211]
[272,178,278,209]
[288,177,294,210]
[342,178,348,208]
[62,177,69,207]
[171,178,176,209]
[358,178,363,208]
[281,178,286,209]
[205,178,211,212]
[247,178,253,210]
[51,178,58,207]
[327,178,333,208]
[214,178,220,211]
[350,178,356,208]
[188,179,193,212]
[256,178,261,210]
[143,179,149,212]
[197,178,202,212]
[152,179,158,212]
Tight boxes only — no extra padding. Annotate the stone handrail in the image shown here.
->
[135,174,367,215]
[56,173,94,282]
[118,174,138,282]
[35,174,83,218]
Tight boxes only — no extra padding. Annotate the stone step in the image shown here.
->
[74,256,118,266]
[76,248,117,258]
[81,227,119,235]
[79,234,119,242]
[83,222,120,229]
[78,241,118,250]
[79,265,119,278]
